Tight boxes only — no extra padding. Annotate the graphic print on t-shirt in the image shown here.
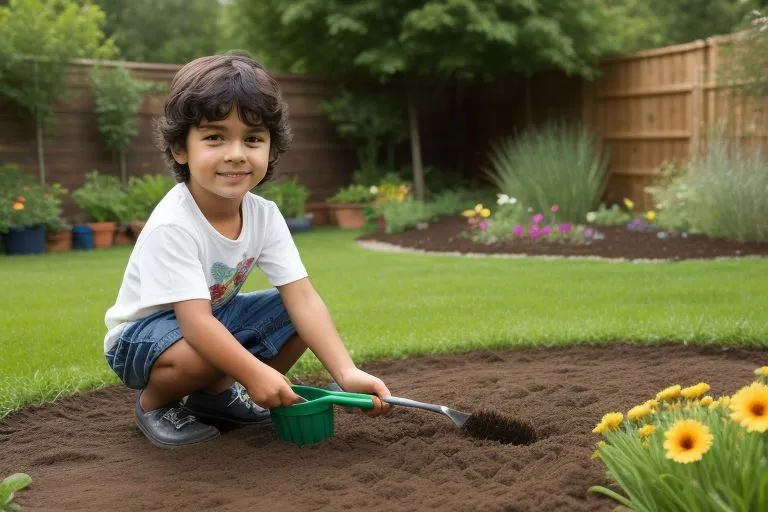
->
[209,257,255,307]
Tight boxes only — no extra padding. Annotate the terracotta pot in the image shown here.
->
[306,203,334,226]
[330,204,366,229]
[45,229,73,252]
[89,221,117,248]
[376,215,387,233]
[113,225,133,246]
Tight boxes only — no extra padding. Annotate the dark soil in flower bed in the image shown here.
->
[358,216,768,260]
[1,344,765,511]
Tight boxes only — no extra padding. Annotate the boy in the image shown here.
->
[103,54,390,448]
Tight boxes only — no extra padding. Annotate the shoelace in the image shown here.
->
[162,407,198,430]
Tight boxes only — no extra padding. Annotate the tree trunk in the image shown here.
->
[119,150,127,185]
[407,88,425,202]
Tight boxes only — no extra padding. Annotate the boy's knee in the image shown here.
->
[157,338,221,380]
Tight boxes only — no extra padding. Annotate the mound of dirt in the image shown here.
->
[1,344,764,511]
[357,216,768,261]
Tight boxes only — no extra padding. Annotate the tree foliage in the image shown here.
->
[0,0,116,124]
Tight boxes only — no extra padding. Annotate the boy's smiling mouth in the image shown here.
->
[216,171,252,180]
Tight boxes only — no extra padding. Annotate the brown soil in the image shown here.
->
[2,344,765,512]
[358,216,768,260]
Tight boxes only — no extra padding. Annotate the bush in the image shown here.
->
[327,184,376,204]
[255,177,310,218]
[0,164,66,233]
[72,171,127,223]
[484,122,609,223]
[589,369,768,511]
[585,203,633,226]
[644,161,697,234]
[121,173,175,221]
[375,197,436,233]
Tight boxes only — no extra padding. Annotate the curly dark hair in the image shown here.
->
[153,53,292,184]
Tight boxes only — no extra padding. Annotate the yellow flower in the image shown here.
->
[474,203,483,213]
[592,412,623,434]
[681,383,710,399]
[623,198,634,210]
[700,396,714,407]
[462,209,477,218]
[643,399,659,409]
[729,382,768,433]
[627,404,652,421]
[663,419,713,464]
[656,385,682,401]
[479,208,491,218]
[709,396,730,409]
[646,210,656,221]
[754,367,768,378]
[12,202,24,211]
[638,424,656,438]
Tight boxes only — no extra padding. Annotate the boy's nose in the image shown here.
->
[224,143,246,163]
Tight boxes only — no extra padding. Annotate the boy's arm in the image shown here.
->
[173,299,301,408]
[277,277,391,403]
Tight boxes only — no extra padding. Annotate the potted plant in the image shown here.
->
[121,173,175,241]
[326,184,377,229]
[255,177,312,233]
[72,171,127,248]
[45,216,73,253]
[0,164,67,256]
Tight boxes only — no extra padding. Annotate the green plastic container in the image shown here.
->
[270,385,375,446]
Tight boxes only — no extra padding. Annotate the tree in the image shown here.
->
[233,0,616,200]
[0,0,116,183]
[87,0,228,64]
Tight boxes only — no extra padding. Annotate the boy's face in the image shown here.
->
[172,109,271,203]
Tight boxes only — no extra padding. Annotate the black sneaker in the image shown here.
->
[134,393,220,449]
[182,382,271,425]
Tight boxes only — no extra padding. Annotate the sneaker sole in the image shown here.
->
[134,417,221,449]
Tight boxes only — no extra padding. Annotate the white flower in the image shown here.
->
[369,186,379,195]
[496,193,510,205]
[586,212,597,223]
[509,197,517,205]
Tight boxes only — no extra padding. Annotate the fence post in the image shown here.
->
[690,41,705,159]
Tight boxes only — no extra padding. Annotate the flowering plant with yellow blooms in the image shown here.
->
[589,369,768,511]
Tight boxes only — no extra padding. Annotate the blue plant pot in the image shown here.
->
[71,224,94,250]
[286,216,313,233]
[1,225,46,256]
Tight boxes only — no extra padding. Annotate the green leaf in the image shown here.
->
[588,485,634,508]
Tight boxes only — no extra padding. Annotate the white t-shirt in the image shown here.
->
[103,183,308,353]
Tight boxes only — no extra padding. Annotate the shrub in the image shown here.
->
[256,177,310,218]
[585,203,633,227]
[327,184,376,205]
[0,164,66,233]
[589,369,768,511]
[121,173,175,221]
[375,196,436,233]
[72,171,127,223]
[644,161,697,234]
[484,122,609,223]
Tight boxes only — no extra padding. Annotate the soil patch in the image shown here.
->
[357,216,768,261]
[2,344,765,511]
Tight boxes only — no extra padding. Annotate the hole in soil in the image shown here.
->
[460,411,537,445]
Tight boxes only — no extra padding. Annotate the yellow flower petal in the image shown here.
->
[663,419,713,464]
[462,209,477,218]
[593,412,623,434]
[480,208,491,218]
[646,210,656,221]
[12,202,24,211]
[474,203,483,213]
[627,404,652,421]
[754,367,768,378]
[656,385,682,401]
[681,383,710,399]
[729,382,768,433]
[638,424,656,438]
[699,396,714,407]
[623,198,635,210]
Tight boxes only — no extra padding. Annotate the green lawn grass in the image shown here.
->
[1,227,766,418]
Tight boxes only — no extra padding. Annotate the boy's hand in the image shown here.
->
[244,365,303,409]
[337,368,392,417]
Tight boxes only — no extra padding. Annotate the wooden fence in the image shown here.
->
[583,36,768,210]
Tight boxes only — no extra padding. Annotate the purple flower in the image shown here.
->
[479,220,489,231]
[584,228,594,238]
[550,205,559,213]
[529,225,540,239]
[558,223,572,234]
[541,226,552,237]
[513,225,523,237]
[532,213,543,224]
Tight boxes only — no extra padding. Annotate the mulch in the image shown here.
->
[357,216,768,261]
[1,344,765,511]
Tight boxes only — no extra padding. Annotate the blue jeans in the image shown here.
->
[105,289,296,390]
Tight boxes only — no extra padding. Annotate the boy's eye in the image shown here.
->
[246,136,263,144]
[204,135,223,141]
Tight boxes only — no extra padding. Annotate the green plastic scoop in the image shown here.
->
[270,385,472,446]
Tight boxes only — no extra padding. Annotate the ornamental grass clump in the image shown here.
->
[589,370,768,511]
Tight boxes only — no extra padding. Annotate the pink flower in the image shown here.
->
[479,220,489,231]
[584,228,594,238]
[532,213,543,224]
[529,225,540,239]
[513,225,523,237]
[541,226,552,237]
[550,205,559,213]
[558,223,572,234]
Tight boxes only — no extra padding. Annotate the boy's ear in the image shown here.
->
[171,143,188,165]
